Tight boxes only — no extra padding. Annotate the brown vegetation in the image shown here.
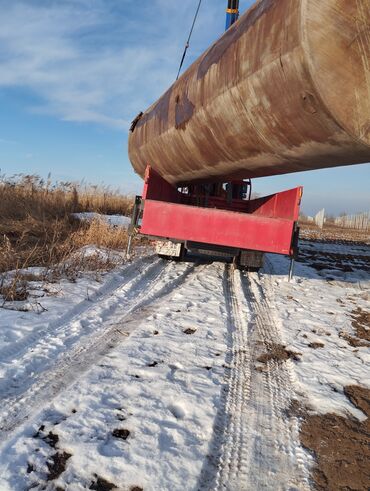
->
[0,174,133,301]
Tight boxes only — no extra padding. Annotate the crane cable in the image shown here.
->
[176,0,203,80]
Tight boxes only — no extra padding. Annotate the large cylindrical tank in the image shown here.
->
[128,0,370,185]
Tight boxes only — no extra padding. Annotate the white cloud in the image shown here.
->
[0,0,225,130]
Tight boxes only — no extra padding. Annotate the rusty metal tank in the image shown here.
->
[128,0,370,185]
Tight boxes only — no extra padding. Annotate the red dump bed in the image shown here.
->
[139,167,302,256]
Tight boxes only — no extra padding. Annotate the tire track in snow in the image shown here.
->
[0,256,166,399]
[0,255,157,364]
[242,271,311,490]
[0,259,199,436]
[214,265,252,489]
[200,265,310,491]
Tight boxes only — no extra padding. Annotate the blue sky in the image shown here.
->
[0,0,368,215]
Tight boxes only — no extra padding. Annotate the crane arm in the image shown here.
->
[225,0,239,30]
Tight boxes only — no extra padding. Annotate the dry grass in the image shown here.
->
[0,174,133,278]
[0,275,29,302]
[0,174,133,218]
[71,218,128,251]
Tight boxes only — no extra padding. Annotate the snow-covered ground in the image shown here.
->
[267,246,369,419]
[0,240,368,490]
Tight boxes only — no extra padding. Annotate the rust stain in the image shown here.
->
[197,0,275,80]
[301,92,318,114]
[135,87,173,129]
[175,93,195,130]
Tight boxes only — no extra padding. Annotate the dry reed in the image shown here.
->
[0,174,132,276]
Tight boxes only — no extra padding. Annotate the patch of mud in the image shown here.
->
[32,427,71,481]
[89,474,117,490]
[43,431,59,448]
[297,248,369,274]
[33,427,60,447]
[112,428,130,440]
[352,308,370,342]
[33,424,46,438]
[300,385,370,491]
[284,398,308,419]
[46,451,72,481]
[257,343,301,364]
[339,332,368,348]
[340,308,370,348]
[308,342,325,349]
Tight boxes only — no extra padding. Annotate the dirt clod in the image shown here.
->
[257,343,301,364]
[183,328,197,335]
[89,475,117,491]
[300,385,370,491]
[308,342,324,349]
[33,424,45,438]
[112,428,130,440]
[43,431,59,448]
[46,451,72,481]
[130,487,144,491]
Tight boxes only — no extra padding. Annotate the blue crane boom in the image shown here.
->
[225,0,239,30]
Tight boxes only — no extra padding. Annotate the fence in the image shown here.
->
[314,209,325,229]
[334,212,370,231]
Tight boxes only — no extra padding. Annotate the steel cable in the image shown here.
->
[176,0,203,80]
